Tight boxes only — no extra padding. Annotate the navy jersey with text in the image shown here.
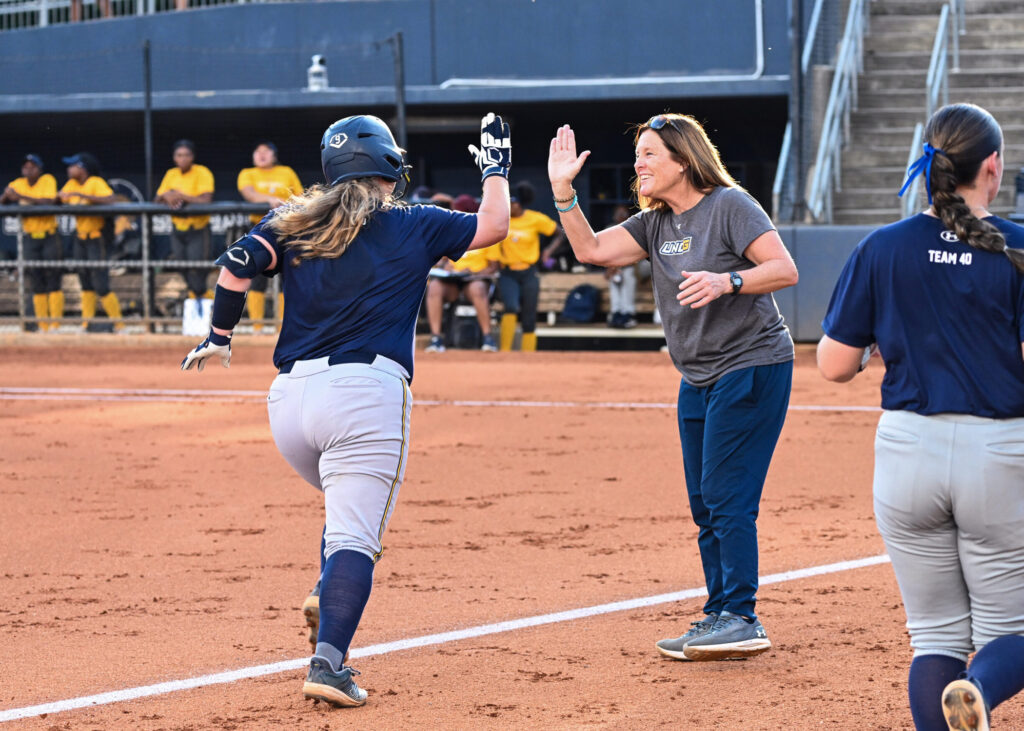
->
[822,213,1024,418]
[249,204,476,380]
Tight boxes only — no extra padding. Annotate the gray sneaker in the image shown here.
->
[682,610,771,661]
[301,579,320,652]
[654,613,719,660]
[303,656,368,707]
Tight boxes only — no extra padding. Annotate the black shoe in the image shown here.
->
[303,656,368,707]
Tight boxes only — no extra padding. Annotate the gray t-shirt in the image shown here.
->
[621,186,794,387]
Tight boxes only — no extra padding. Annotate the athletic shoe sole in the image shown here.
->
[654,642,693,660]
[943,679,990,731]
[683,638,772,661]
[302,680,367,708]
[301,595,319,652]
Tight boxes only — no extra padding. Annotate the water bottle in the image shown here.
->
[307,55,328,91]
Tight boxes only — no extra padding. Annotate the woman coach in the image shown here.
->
[547,113,798,661]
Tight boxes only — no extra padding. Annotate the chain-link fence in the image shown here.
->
[0,201,274,332]
[0,0,306,32]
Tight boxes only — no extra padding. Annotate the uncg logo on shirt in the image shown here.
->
[328,133,348,149]
[659,237,692,255]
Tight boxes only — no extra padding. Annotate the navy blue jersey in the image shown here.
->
[823,213,1024,418]
[250,204,476,379]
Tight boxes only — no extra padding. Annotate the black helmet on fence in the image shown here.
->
[320,115,410,197]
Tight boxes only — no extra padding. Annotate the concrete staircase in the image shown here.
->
[833,0,1024,224]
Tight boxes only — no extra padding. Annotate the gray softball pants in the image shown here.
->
[267,354,412,564]
[873,409,1024,661]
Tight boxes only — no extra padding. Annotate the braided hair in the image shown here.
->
[926,103,1024,273]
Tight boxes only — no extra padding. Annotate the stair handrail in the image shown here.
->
[903,0,964,218]
[805,0,871,223]
[771,0,828,222]
[926,2,955,119]
[900,123,926,219]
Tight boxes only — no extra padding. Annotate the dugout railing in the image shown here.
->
[0,201,271,332]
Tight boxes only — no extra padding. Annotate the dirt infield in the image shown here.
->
[1,340,1021,729]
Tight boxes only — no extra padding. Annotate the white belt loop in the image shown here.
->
[286,357,331,378]
[371,354,410,382]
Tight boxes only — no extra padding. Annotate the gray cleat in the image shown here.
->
[303,656,368,707]
[682,610,771,661]
[655,612,719,660]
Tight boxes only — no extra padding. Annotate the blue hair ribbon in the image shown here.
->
[898,142,942,204]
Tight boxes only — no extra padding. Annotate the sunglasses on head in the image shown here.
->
[648,115,681,133]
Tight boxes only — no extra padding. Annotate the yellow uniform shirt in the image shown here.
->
[237,165,303,224]
[8,174,57,235]
[157,164,215,230]
[61,176,114,239]
[498,209,558,270]
[451,244,500,274]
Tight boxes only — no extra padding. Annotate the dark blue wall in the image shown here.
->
[0,0,790,110]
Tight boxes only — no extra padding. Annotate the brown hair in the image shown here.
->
[268,178,393,265]
[631,113,742,212]
[926,103,1024,273]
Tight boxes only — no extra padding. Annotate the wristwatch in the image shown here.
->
[728,271,743,295]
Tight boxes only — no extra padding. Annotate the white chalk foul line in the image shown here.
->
[0,553,890,723]
[0,387,882,412]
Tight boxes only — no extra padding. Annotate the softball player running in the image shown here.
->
[182,113,511,707]
[818,103,1024,731]
[548,114,798,662]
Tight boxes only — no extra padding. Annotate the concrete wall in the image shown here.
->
[0,0,791,111]
[776,224,871,342]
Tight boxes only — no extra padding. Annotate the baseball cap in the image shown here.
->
[61,152,101,176]
[410,185,435,204]
[452,193,479,213]
[23,153,43,168]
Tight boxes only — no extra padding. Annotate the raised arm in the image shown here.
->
[466,113,512,251]
[547,125,646,268]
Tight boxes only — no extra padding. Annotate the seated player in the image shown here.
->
[424,194,499,352]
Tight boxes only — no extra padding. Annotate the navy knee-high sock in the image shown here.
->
[319,524,326,576]
[969,635,1024,711]
[314,549,374,671]
[909,654,966,730]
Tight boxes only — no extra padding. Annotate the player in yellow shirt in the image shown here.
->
[155,140,215,300]
[1,154,62,331]
[237,141,302,331]
[58,152,124,331]
[496,182,566,351]
[424,194,500,352]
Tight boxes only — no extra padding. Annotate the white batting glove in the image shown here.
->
[181,331,232,372]
[857,343,878,372]
[468,113,511,181]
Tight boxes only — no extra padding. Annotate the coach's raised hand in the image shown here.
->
[180,330,232,372]
[468,113,511,181]
[548,124,591,196]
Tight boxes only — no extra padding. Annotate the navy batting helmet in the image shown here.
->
[320,115,410,196]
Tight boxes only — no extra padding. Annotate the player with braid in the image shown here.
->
[182,113,510,707]
[819,103,1024,731]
